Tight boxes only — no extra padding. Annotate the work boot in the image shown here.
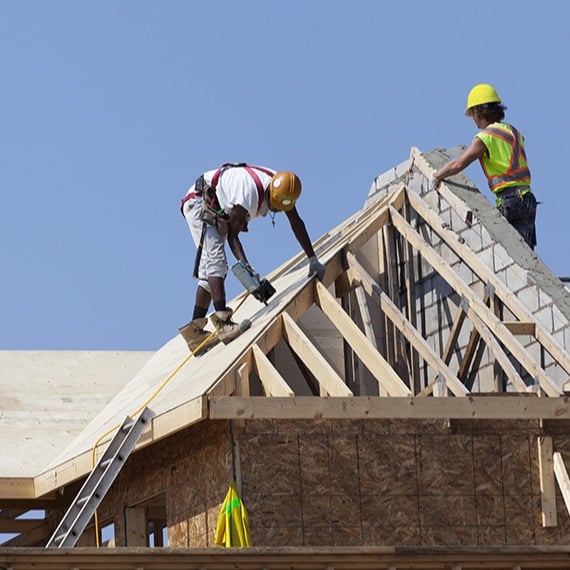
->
[210,309,241,344]
[178,318,214,352]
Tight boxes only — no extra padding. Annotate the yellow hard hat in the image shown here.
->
[268,171,301,211]
[465,83,502,115]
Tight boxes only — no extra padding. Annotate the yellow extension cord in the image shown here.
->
[91,293,249,545]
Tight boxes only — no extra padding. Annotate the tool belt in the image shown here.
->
[496,186,533,219]
[181,163,274,235]
[197,174,230,236]
[181,175,230,236]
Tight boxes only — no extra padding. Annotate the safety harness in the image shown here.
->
[180,163,274,216]
[181,163,275,279]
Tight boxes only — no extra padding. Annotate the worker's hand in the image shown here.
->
[428,171,441,191]
[308,256,326,282]
[243,261,261,282]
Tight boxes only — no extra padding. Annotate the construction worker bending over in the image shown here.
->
[179,163,326,351]
[430,84,537,250]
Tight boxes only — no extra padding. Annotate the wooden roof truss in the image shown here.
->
[209,184,569,410]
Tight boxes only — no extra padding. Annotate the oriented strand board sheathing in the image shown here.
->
[359,435,417,496]
[234,420,570,547]
[240,433,301,496]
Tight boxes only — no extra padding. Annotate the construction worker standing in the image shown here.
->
[430,84,537,250]
[179,163,326,351]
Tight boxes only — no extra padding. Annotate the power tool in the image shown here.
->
[231,260,276,305]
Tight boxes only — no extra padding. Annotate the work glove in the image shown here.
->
[308,256,326,282]
[428,171,441,191]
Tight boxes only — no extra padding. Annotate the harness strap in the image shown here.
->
[211,163,273,214]
[244,165,273,213]
[181,163,274,216]
[179,191,200,214]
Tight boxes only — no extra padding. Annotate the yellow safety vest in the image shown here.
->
[475,122,531,194]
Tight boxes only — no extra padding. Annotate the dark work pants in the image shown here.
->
[497,187,537,250]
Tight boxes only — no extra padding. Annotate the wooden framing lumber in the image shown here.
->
[404,187,570,378]
[209,395,570,420]
[442,303,467,365]
[553,452,570,519]
[388,206,562,397]
[235,362,250,398]
[4,545,570,569]
[504,321,536,335]
[0,479,35,500]
[0,519,45,533]
[380,224,397,376]
[347,252,468,397]
[402,196,422,393]
[314,281,412,397]
[281,313,353,397]
[354,285,377,348]
[233,362,251,430]
[0,496,61,511]
[457,322,481,383]
[468,309,527,392]
[125,507,147,547]
[347,186,405,254]
[1,523,50,548]
[538,436,557,527]
[251,344,294,397]
[383,222,411,380]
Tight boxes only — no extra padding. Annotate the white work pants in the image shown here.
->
[182,197,228,293]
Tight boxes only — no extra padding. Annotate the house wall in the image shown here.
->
[96,418,570,548]
[96,420,233,547]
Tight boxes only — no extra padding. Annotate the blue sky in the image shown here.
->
[1,1,568,350]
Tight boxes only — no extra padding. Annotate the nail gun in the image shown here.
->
[231,260,276,305]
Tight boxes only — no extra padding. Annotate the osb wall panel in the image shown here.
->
[95,420,233,547]
[90,418,570,549]
[237,419,570,547]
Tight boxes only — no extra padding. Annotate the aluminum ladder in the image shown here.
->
[46,407,155,547]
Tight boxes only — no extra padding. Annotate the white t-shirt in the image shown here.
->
[203,165,274,220]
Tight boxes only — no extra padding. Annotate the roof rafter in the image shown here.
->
[346,252,468,397]
[404,187,570,377]
[389,204,563,396]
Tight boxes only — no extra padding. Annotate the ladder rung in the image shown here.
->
[121,420,135,431]
[76,496,89,506]
[100,459,112,469]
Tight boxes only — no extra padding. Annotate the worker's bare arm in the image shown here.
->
[227,205,250,264]
[435,138,486,180]
[285,207,316,258]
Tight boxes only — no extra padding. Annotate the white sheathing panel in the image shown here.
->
[0,351,152,478]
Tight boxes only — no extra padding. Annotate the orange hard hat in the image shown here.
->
[267,171,302,211]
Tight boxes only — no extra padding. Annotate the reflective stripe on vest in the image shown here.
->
[478,124,531,193]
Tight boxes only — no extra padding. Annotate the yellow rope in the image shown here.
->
[91,294,249,545]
